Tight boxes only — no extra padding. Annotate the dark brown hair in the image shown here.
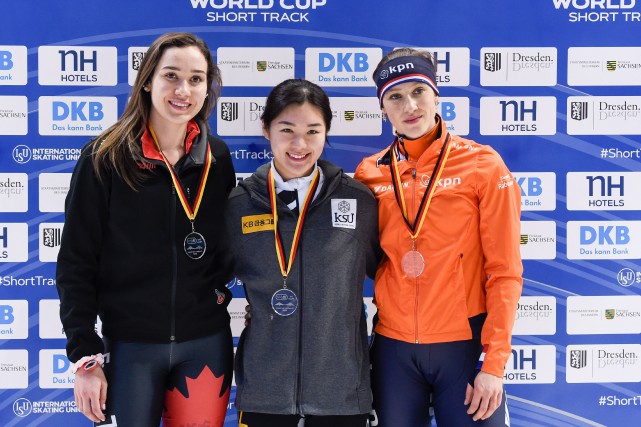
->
[92,32,221,189]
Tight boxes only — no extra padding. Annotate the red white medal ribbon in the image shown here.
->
[268,167,320,285]
[149,125,212,223]
[390,134,452,240]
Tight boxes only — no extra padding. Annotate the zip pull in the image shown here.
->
[412,168,417,179]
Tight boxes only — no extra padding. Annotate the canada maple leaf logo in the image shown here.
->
[163,365,230,426]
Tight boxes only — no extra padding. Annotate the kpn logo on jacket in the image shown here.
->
[331,199,356,229]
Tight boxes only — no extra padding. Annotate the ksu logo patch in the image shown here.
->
[605,309,615,320]
[256,61,267,72]
[484,53,501,72]
[220,102,239,121]
[344,111,355,121]
[570,350,587,369]
[331,199,356,229]
[520,235,529,245]
[570,101,588,121]
[606,60,617,71]
[42,228,61,248]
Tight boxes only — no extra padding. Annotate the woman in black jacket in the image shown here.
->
[56,32,235,427]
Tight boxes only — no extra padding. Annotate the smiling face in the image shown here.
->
[147,46,208,131]
[381,81,439,139]
[264,102,327,181]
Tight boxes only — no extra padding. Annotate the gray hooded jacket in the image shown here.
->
[225,159,380,416]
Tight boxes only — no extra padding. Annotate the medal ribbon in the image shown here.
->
[268,167,320,285]
[149,125,212,222]
[390,133,452,240]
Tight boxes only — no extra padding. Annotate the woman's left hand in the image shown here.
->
[464,371,503,421]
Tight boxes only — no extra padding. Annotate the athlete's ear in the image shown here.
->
[262,123,270,141]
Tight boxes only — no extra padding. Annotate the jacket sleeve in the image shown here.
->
[475,147,523,377]
[55,144,109,362]
[209,136,237,291]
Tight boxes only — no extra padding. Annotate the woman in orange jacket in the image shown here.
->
[355,48,523,427]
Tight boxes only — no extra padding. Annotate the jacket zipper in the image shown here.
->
[295,211,305,414]
[170,182,178,342]
[411,167,420,344]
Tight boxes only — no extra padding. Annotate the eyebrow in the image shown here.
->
[277,120,323,127]
[161,65,206,74]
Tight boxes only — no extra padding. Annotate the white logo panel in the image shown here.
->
[567,221,641,260]
[567,296,641,335]
[0,173,28,213]
[481,47,557,86]
[513,172,556,211]
[128,46,148,86]
[567,172,641,211]
[0,46,28,85]
[0,223,28,263]
[329,97,382,136]
[0,350,28,389]
[504,345,556,384]
[566,344,641,383]
[219,47,295,86]
[39,299,66,339]
[39,96,118,136]
[38,46,117,86]
[39,173,72,213]
[568,47,641,86]
[217,97,266,136]
[439,97,469,136]
[419,47,470,86]
[305,48,381,87]
[0,300,28,339]
[39,350,74,389]
[567,96,641,135]
[520,221,557,260]
[0,96,28,135]
[513,296,556,336]
[228,297,249,338]
[39,223,64,263]
[480,97,556,135]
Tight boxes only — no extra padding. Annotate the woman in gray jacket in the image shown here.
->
[224,79,380,427]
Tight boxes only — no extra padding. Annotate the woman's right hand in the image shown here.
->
[74,366,108,423]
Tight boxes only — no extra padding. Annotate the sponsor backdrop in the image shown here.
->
[1,0,640,425]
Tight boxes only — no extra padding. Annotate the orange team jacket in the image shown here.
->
[354,118,523,377]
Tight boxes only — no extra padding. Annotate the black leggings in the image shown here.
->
[99,326,233,427]
[238,411,369,427]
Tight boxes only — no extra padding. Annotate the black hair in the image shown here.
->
[261,79,332,132]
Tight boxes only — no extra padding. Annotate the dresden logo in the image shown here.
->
[520,234,529,245]
[570,101,588,121]
[344,111,355,121]
[484,53,502,72]
[220,102,239,122]
[43,228,62,248]
[256,61,267,72]
[570,350,588,369]
[606,60,617,71]
[131,51,145,71]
